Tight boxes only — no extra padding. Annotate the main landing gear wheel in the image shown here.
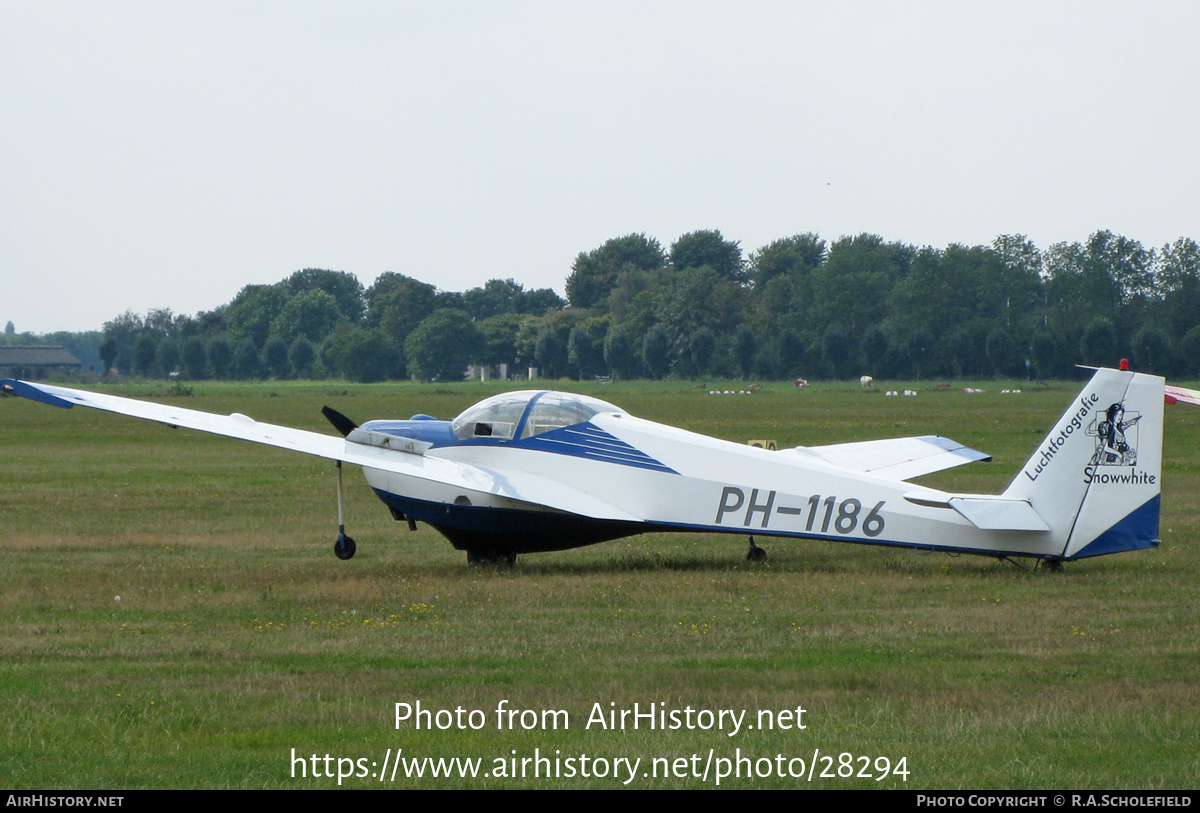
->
[746,536,768,562]
[334,533,357,560]
[1040,558,1065,573]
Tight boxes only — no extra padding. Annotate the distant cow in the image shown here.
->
[860,375,875,388]
[794,378,810,388]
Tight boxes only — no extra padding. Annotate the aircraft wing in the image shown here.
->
[783,435,992,481]
[4,377,353,458]
[1,379,641,523]
[1164,385,1200,406]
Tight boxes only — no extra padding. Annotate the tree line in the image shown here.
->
[86,229,1200,382]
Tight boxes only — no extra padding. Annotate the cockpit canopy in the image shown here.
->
[450,391,626,441]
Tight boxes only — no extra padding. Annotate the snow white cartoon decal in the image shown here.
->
[1087,402,1140,467]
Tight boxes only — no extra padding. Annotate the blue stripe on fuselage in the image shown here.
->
[512,422,678,473]
[363,417,678,474]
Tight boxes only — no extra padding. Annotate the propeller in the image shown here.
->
[321,405,358,438]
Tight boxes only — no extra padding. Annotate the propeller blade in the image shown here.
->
[321,405,358,438]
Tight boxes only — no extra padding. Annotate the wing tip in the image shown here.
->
[1,378,74,409]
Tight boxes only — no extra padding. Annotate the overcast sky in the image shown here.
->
[3,1,1198,333]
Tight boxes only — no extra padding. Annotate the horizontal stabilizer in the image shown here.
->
[948,497,1050,531]
[903,491,1049,531]
[788,435,991,481]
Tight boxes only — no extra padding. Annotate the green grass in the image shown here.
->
[2,377,1199,788]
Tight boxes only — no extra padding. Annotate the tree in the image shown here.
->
[985,329,1016,377]
[606,268,662,339]
[642,325,671,379]
[434,290,465,311]
[522,288,567,315]
[534,329,567,379]
[752,274,805,337]
[1030,331,1058,379]
[134,335,158,376]
[1044,234,1148,344]
[270,289,344,345]
[4,321,13,335]
[670,230,745,282]
[906,330,935,379]
[101,310,144,373]
[288,336,317,378]
[860,326,889,378]
[812,234,913,339]
[226,284,290,347]
[192,309,226,337]
[566,233,666,309]
[772,331,806,379]
[604,325,638,380]
[181,336,207,379]
[992,234,1043,278]
[989,235,1045,328]
[568,327,603,380]
[942,322,988,377]
[732,326,756,379]
[367,273,439,345]
[405,310,483,381]
[1079,319,1117,367]
[1178,326,1200,378]
[689,328,716,376]
[233,338,260,379]
[515,310,586,372]
[478,313,523,370]
[1158,238,1200,336]
[1085,231,1154,307]
[284,268,365,322]
[654,266,744,349]
[886,245,1023,351]
[749,233,825,290]
[1131,327,1170,374]
[263,336,290,378]
[157,339,180,377]
[144,307,179,339]
[207,337,233,379]
[327,328,399,383]
[824,325,856,380]
[463,279,525,321]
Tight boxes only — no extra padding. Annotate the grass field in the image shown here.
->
[3,377,1199,789]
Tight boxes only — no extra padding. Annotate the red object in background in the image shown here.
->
[1119,358,1129,371]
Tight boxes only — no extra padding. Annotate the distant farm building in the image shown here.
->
[0,346,84,379]
[465,363,511,382]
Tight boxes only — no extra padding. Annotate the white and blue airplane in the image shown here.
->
[0,366,1181,568]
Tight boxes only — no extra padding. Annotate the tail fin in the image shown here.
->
[1003,368,1162,559]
